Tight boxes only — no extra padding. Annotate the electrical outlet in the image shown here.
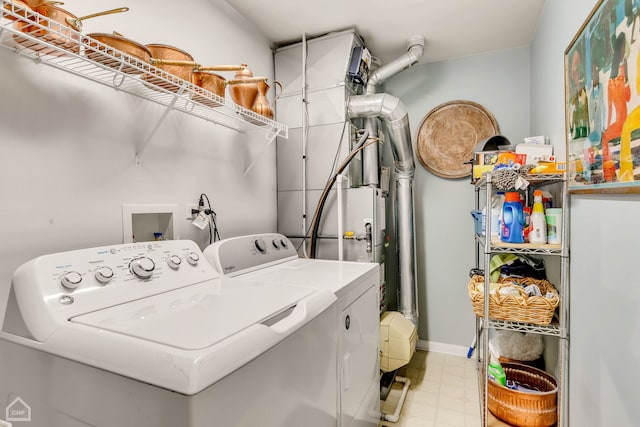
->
[363,217,372,228]
[186,204,199,220]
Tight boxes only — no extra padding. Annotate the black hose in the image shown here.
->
[307,130,374,258]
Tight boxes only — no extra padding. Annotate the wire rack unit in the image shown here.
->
[0,0,288,165]
[473,171,569,427]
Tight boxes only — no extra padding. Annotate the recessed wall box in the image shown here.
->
[122,204,179,243]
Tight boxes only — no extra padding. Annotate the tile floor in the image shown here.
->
[379,350,512,427]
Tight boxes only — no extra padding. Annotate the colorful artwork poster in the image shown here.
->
[566,0,640,193]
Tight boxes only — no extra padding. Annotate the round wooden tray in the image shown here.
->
[416,100,499,178]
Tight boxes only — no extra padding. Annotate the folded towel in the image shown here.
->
[489,253,518,282]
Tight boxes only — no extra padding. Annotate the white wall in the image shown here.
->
[0,0,277,321]
[384,47,531,348]
[531,1,640,425]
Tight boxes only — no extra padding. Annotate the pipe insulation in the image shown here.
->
[348,93,419,326]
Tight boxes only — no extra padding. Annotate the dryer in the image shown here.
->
[0,240,338,427]
[204,233,381,427]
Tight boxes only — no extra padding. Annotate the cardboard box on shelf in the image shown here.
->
[515,143,554,164]
[530,161,567,174]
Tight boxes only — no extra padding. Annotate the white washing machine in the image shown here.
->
[204,233,381,427]
[0,240,339,427]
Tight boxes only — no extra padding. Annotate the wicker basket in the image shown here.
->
[468,275,559,325]
[488,363,558,427]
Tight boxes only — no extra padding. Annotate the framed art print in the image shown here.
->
[566,0,640,193]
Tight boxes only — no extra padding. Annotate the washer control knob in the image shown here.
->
[186,252,199,266]
[279,238,288,249]
[94,266,114,284]
[254,238,267,253]
[129,257,155,279]
[167,255,182,269]
[272,239,280,250]
[61,271,82,290]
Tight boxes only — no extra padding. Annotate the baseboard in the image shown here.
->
[416,340,469,357]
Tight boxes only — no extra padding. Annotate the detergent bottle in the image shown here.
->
[500,192,524,243]
[528,190,547,244]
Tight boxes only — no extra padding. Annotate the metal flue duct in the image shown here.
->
[360,36,424,187]
[347,93,418,326]
[366,35,425,95]
[350,35,424,326]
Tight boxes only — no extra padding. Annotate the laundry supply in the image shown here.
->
[528,190,547,244]
[488,343,506,386]
[500,192,524,243]
[491,331,544,362]
[546,208,562,244]
[471,210,485,235]
[490,192,504,237]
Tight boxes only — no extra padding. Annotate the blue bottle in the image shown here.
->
[500,192,524,243]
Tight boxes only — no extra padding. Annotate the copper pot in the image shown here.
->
[84,32,152,74]
[15,5,128,55]
[143,44,194,93]
[2,0,62,21]
[191,65,263,108]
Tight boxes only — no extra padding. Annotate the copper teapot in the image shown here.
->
[251,80,282,120]
[228,64,260,110]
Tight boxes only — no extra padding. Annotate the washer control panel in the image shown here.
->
[10,240,218,323]
[203,233,298,277]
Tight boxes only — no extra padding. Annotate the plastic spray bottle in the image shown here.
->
[528,190,547,244]
[488,342,506,386]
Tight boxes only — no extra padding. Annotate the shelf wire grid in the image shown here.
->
[0,1,288,139]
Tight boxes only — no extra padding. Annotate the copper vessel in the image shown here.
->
[143,44,194,93]
[2,0,62,21]
[84,32,152,74]
[251,80,282,120]
[15,5,128,56]
[192,69,265,108]
[228,64,260,110]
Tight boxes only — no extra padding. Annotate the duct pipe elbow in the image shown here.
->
[347,93,415,175]
[366,35,425,93]
[347,93,404,122]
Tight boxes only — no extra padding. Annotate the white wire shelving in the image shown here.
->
[0,0,288,166]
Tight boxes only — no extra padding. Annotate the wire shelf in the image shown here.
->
[474,172,566,189]
[486,318,564,337]
[475,235,563,255]
[0,0,288,139]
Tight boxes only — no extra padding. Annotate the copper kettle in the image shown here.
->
[228,64,260,110]
[251,80,282,120]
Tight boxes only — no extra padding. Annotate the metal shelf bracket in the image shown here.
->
[134,85,187,166]
[243,129,278,175]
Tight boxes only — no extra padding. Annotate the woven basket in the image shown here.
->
[468,275,559,325]
[488,363,558,427]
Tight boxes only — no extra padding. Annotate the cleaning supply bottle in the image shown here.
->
[500,192,524,243]
[490,192,505,238]
[488,343,506,386]
[528,190,547,244]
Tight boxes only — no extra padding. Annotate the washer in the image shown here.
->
[204,233,381,427]
[0,240,338,427]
